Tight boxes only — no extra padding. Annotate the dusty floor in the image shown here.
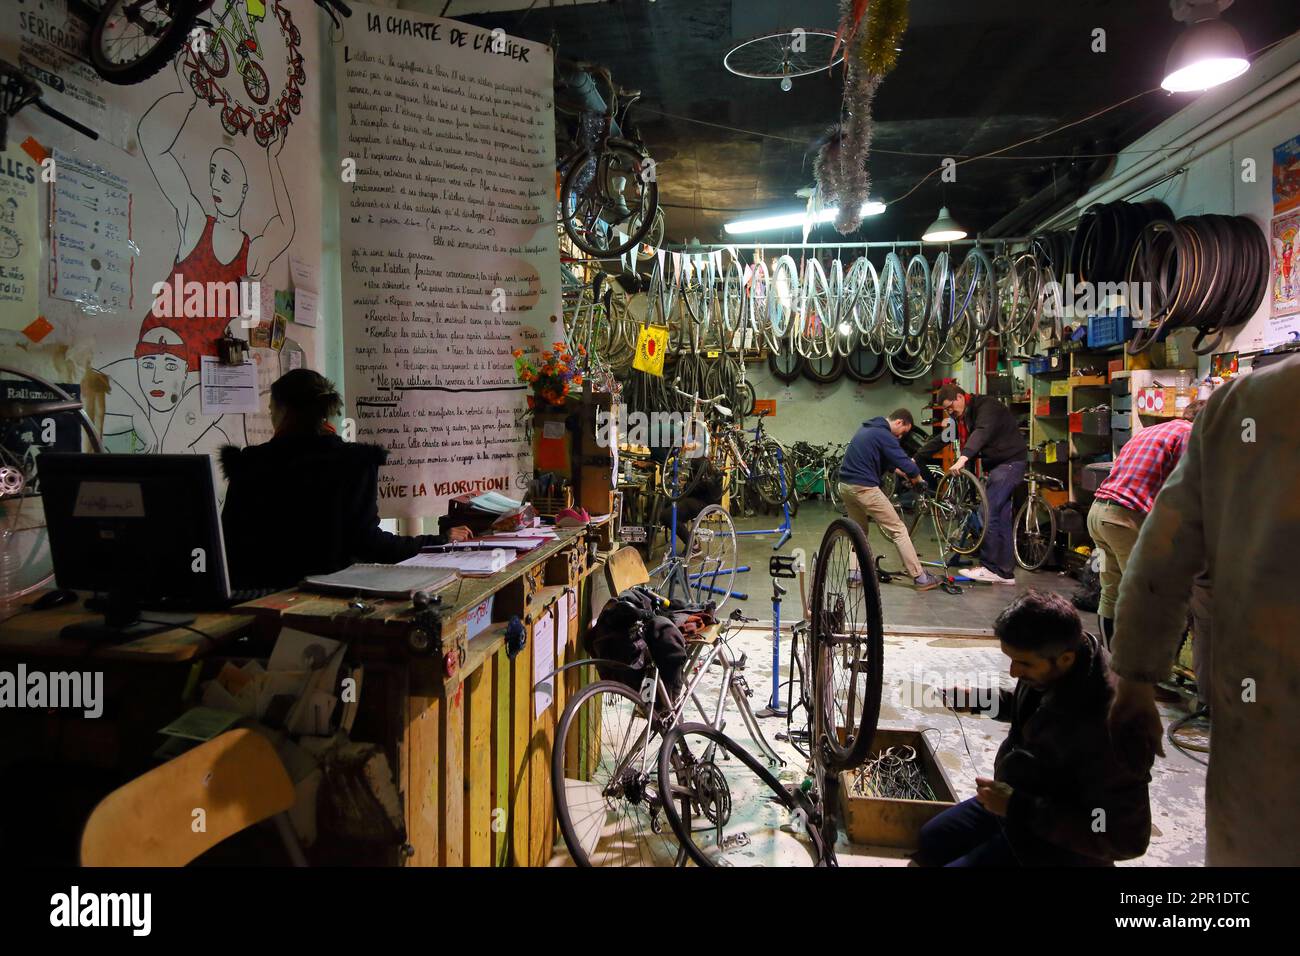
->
[552,499,1209,866]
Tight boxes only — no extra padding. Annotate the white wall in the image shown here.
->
[745,361,937,450]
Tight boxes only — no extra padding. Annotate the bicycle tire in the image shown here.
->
[553,679,690,867]
[686,504,738,610]
[1013,497,1057,570]
[660,447,705,501]
[91,0,200,85]
[934,470,989,556]
[657,723,826,867]
[811,518,885,771]
[560,143,659,259]
[767,342,804,384]
[802,353,844,384]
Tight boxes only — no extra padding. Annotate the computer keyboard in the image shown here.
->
[153,588,283,613]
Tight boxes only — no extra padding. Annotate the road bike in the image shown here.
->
[550,604,791,866]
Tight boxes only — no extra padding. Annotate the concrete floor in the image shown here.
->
[552,498,1207,866]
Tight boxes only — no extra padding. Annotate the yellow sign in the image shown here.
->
[633,323,669,377]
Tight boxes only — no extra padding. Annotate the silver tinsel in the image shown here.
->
[816,63,880,235]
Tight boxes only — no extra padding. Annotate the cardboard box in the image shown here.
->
[1134,386,1196,418]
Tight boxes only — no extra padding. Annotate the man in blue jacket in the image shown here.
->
[838,410,941,591]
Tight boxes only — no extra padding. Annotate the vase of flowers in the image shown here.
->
[513,342,585,408]
[515,342,584,477]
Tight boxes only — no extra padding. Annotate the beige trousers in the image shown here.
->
[839,483,923,579]
[1086,499,1145,619]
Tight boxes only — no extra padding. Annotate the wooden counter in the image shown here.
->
[233,528,604,866]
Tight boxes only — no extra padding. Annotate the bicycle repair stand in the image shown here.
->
[733,457,794,550]
[755,552,800,718]
[665,500,751,602]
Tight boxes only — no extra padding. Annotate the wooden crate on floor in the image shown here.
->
[839,728,958,849]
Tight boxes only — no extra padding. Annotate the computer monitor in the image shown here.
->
[36,453,231,642]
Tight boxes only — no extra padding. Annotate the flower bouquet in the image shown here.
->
[513,341,585,408]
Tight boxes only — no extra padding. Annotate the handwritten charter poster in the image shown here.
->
[336,5,558,517]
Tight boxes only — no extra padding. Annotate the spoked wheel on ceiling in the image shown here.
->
[723,29,845,92]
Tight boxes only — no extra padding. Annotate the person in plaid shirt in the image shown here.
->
[1087,399,1205,646]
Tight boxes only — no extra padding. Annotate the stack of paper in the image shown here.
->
[302,564,456,599]
[399,549,512,577]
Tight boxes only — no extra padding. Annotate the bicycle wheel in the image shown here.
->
[560,144,659,259]
[811,518,884,770]
[686,504,737,610]
[747,438,790,506]
[1013,497,1057,570]
[660,447,704,501]
[553,679,689,867]
[934,471,989,556]
[658,723,825,866]
[91,0,198,85]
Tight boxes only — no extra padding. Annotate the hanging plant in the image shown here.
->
[815,0,910,235]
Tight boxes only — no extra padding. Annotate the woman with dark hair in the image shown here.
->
[219,369,470,589]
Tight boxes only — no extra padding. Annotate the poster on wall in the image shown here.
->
[1271,211,1300,320]
[0,0,325,465]
[1274,134,1300,215]
[336,5,559,518]
[0,152,40,329]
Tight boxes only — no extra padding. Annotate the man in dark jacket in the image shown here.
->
[219,435,456,589]
[914,383,1027,583]
[916,590,1153,866]
[838,410,940,591]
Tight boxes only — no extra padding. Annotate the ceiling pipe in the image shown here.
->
[1037,52,1300,230]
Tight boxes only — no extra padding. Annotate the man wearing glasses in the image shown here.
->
[915,383,1028,583]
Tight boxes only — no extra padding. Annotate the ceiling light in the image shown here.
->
[723,202,886,235]
[922,206,966,242]
[1162,0,1250,93]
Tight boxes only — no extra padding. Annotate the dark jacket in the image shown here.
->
[991,633,1153,864]
[218,434,440,589]
[838,417,920,488]
[915,393,1027,468]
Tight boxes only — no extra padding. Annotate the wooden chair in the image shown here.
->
[80,728,304,867]
[605,544,650,595]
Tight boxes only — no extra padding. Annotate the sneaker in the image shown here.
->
[914,572,940,591]
[987,568,1017,585]
[847,569,863,588]
[960,567,1003,584]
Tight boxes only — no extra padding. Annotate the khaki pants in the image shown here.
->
[839,483,923,579]
[1086,499,1145,619]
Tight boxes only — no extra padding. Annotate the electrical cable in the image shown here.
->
[1167,706,1210,766]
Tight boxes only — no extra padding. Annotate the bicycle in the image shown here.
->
[555,61,658,260]
[89,0,351,86]
[1013,468,1065,571]
[658,389,788,510]
[550,604,791,866]
[787,441,846,516]
[880,465,989,558]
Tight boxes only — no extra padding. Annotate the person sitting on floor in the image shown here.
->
[914,589,1153,866]
[219,369,470,589]
[838,409,940,591]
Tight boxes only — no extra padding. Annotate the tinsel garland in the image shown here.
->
[815,0,910,235]
[859,0,910,76]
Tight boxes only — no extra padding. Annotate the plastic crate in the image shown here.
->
[1087,314,1134,348]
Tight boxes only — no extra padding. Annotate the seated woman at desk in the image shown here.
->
[219,369,471,589]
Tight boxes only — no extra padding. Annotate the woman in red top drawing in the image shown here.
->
[136,55,295,368]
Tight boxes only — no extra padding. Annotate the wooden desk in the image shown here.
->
[0,595,256,663]
[232,528,603,867]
